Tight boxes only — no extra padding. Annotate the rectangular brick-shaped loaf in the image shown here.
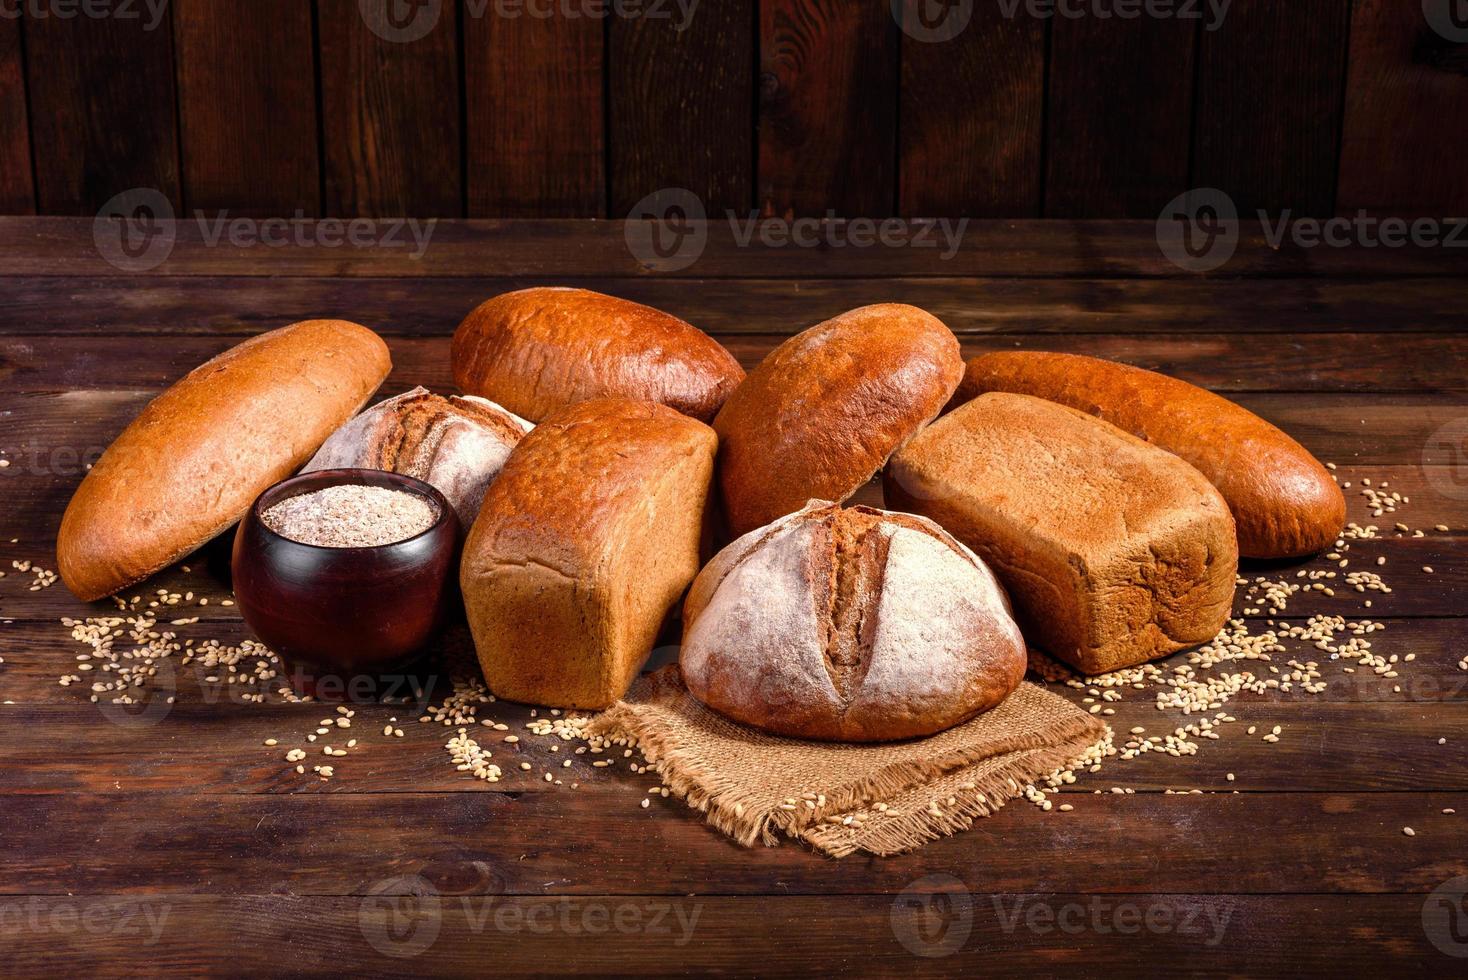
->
[885,392,1237,674]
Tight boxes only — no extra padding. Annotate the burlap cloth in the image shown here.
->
[588,666,1109,857]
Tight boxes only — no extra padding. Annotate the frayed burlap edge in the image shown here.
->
[588,667,1109,857]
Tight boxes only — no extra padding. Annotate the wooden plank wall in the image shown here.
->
[1,0,1464,218]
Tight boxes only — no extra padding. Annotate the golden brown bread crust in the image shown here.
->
[680,501,1026,742]
[451,287,744,423]
[885,393,1238,675]
[712,304,963,538]
[958,351,1345,558]
[56,320,392,601]
[461,398,717,710]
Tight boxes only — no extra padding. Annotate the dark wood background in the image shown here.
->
[2,0,1465,220]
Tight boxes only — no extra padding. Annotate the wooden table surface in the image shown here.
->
[0,218,1465,977]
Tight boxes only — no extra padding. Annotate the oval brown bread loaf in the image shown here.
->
[57,320,392,601]
[958,351,1345,558]
[681,501,1026,742]
[886,393,1238,676]
[712,304,963,538]
[461,398,717,710]
[451,287,744,423]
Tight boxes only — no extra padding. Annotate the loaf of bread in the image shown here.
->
[451,287,744,423]
[712,304,963,538]
[461,398,717,709]
[57,320,392,601]
[681,501,1026,741]
[886,393,1237,675]
[958,351,1345,558]
[303,386,531,529]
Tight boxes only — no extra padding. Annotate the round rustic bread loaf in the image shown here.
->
[57,320,392,601]
[680,500,1026,742]
[711,304,963,538]
[451,287,744,423]
[303,386,532,529]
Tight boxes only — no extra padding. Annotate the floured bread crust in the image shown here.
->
[680,501,1026,741]
[305,386,532,529]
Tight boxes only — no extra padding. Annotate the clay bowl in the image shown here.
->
[232,469,459,698]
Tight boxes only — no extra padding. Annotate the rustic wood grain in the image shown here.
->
[0,15,33,214]
[1045,16,1196,218]
[6,331,1468,392]
[317,0,462,218]
[464,8,604,217]
[4,218,1468,278]
[1338,0,1468,215]
[758,0,897,216]
[173,0,320,217]
[0,893,1457,975]
[4,275,1468,337]
[1192,0,1351,216]
[23,11,180,214]
[608,0,753,216]
[898,0,1044,217]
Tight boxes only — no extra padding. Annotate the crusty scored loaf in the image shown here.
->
[681,501,1026,741]
[304,386,532,529]
[712,304,963,538]
[57,320,391,601]
[958,351,1345,558]
[451,287,744,423]
[461,398,717,710]
[886,393,1238,675]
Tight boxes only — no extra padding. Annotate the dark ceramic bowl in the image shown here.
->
[232,468,459,698]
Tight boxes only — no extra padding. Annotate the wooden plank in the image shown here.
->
[758,0,897,216]
[0,14,33,214]
[0,792,1465,900]
[317,0,462,218]
[3,275,1468,337]
[608,0,753,216]
[23,11,180,215]
[1045,16,1196,218]
[1338,0,1468,216]
[173,0,320,217]
[7,332,1468,394]
[4,218,1468,278]
[464,8,603,217]
[4,615,1464,708]
[1192,0,1350,216]
[898,1,1044,217]
[0,893,1455,974]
